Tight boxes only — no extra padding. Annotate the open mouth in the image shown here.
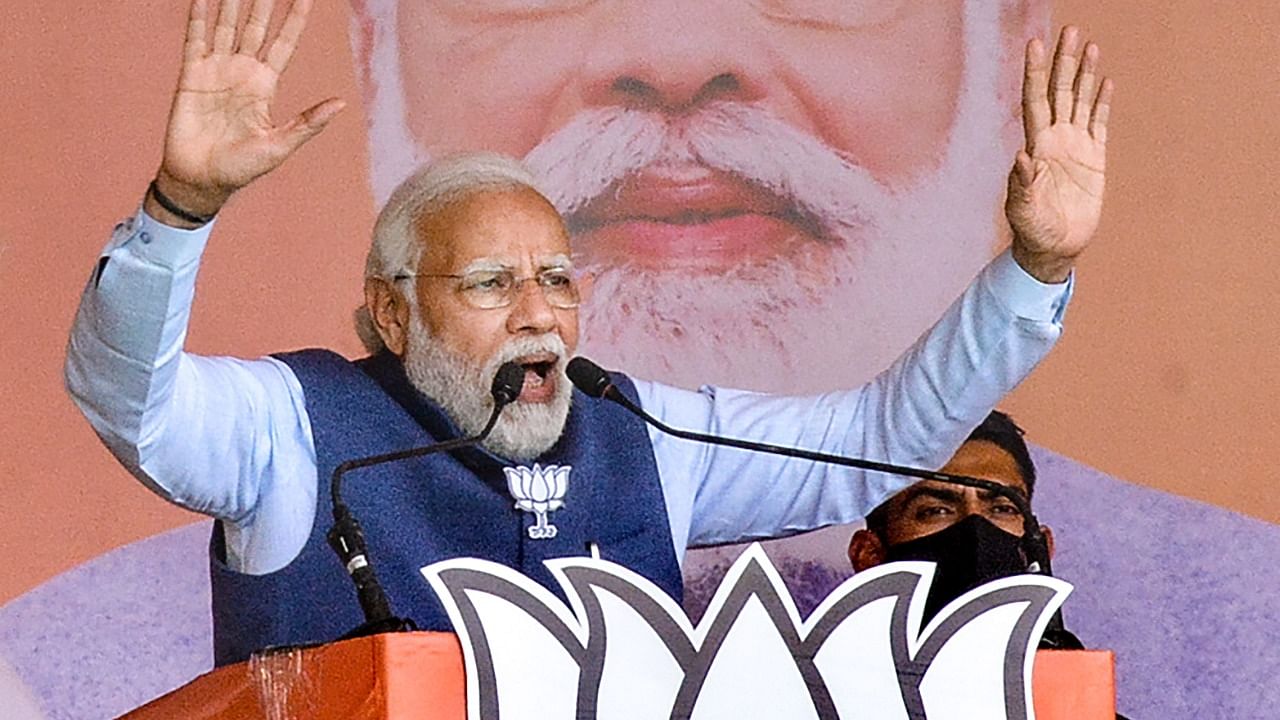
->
[513,353,559,402]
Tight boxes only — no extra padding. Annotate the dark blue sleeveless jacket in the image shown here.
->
[210,349,682,666]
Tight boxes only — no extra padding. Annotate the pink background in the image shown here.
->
[4,2,1280,717]
[5,0,1279,606]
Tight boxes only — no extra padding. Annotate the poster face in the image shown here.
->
[349,0,1046,391]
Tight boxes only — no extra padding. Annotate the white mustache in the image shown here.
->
[522,102,894,241]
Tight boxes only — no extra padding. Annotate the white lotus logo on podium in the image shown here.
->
[503,463,570,539]
[423,543,1072,720]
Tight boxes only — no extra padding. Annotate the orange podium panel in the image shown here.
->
[124,633,1113,718]
[1032,649,1117,717]
[122,632,466,720]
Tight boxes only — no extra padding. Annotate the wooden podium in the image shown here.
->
[123,632,1115,718]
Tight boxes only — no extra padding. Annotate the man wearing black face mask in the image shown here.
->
[849,413,1133,718]
[847,410,1051,624]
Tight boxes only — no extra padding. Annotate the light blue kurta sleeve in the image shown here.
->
[640,249,1071,560]
[64,209,317,574]
[67,210,1069,572]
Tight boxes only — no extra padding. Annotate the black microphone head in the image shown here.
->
[566,357,612,398]
[491,362,525,406]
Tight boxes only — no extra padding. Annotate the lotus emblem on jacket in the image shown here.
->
[504,463,571,539]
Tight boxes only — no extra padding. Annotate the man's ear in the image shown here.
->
[1041,525,1055,560]
[848,528,888,572]
[364,277,411,357]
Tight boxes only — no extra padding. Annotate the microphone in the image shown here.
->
[566,357,1049,568]
[565,357,1081,647]
[326,361,524,639]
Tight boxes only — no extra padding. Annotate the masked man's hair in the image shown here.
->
[864,410,1036,538]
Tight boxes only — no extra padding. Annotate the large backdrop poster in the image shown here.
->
[3,1,1280,718]
[351,0,1037,392]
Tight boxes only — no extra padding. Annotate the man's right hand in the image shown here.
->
[148,0,344,228]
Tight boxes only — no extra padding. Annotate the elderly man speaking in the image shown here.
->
[65,0,1111,666]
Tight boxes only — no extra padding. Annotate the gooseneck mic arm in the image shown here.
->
[564,357,1052,575]
[326,361,525,639]
[566,357,1081,649]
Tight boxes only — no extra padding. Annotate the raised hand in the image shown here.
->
[149,0,344,226]
[1005,26,1114,283]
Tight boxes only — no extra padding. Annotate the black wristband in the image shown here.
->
[148,180,216,226]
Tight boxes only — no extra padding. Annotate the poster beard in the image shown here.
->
[354,2,1019,394]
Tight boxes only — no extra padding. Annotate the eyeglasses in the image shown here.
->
[394,268,581,310]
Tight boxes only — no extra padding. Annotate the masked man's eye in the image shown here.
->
[914,505,954,521]
[992,503,1021,515]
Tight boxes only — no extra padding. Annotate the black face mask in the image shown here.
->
[882,514,1030,624]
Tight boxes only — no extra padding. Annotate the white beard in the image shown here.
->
[402,317,573,461]
[359,1,1016,393]
[560,95,1006,392]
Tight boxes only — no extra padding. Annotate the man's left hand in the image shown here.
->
[1006,26,1114,284]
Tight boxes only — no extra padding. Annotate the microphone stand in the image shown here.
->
[326,362,524,640]
[566,357,1081,648]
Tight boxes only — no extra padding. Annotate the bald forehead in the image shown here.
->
[414,186,570,273]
